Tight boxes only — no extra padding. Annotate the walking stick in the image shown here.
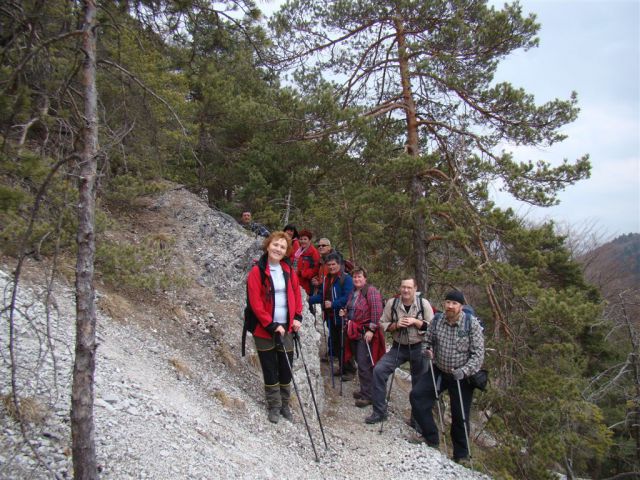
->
[379,329,406,434]
[428,358,448,456]
[456,378,473,468]
[277,335,320,462]
[327,314,335,388]
[339,310,345,396]
[363,327,374,366]
[293,333,328,449]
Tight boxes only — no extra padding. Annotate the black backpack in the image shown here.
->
[390,293,427,323]
[241,259,267,357]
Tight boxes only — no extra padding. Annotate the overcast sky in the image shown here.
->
[261,0,640,238]
[489,0,640,238]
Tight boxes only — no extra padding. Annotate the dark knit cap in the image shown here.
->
[445,290,465,305]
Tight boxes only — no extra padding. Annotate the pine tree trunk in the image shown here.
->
[71,2,99,478]
[395,16,429,290]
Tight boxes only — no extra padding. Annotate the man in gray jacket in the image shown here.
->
[364,278,434,424]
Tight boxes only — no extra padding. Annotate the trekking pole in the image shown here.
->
[363,328,374,366]
[379,328,405,434]
[327,316,335,388]
[277,335,320,462]
[293,333,328,449]
[456,378,473,468]
[429,358,448,456]
[312,303,317,329]
[339,310,345,396]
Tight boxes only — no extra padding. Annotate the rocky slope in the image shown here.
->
[0,187,490,479]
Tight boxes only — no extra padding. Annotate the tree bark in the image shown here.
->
[394,16,428,290]
[71,2,99,479]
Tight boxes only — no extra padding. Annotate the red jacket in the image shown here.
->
[247,255,303,340]
[294,245,321,294]
[288,238,301,262]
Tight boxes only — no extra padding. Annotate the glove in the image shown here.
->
[424,349,433,360]
[452,368,465,381]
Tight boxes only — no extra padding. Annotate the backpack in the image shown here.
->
[331,248,354,274]
[241,261,267,357]
[390,293,427,323]
[431,305,488,390]
[343,258,355,274]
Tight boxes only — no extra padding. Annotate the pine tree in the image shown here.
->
[270,0,590,290]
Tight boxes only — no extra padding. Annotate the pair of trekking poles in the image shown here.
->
[276,332,327,462]
[377,333,473,467]
[428,357,474,466]
[427,362,474,467]
[314,284,342,393]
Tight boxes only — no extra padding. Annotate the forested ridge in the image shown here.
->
[0,1,638,479]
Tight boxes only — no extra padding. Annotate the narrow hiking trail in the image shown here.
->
[0,187,490,479]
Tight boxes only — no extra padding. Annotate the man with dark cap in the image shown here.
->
[409,290,484,464]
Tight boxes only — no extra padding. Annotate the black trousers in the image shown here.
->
[325,314,345,367]
[410,364,474,460]
[255,334,294,387]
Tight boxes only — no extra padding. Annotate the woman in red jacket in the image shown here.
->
[291,229,321,295]
[247,231,303,424]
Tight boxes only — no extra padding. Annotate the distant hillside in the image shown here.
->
[580,233,640,297]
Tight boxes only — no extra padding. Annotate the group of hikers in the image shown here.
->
[243,220,485,465]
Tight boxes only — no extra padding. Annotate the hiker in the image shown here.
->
[240,210,270,237]
[246,231,303,424]
[409,290,484,463]
[310,237,334,293]
[292,229,320,295]
[284,224,300,260]
[309,252,354,378]
[339,267,385,407]
[365,278,434,424]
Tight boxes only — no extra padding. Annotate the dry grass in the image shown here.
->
[211,389,245,411]
[97,293,133,323]
[245,353,261,371]
[145,232,174,250]
[170,304,188,322]
[2,393,48,425]
[168,357,192,377]
[216,344,238,371]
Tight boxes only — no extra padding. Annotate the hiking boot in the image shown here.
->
[265,385,281,424]
[344,360,357,374]
[453,456,471,467]
[341,372,355,382]
[365,411,387,424]
[268,408,280,424]
[405,416,423,434]
[352,391,364,400]
[332,367,354,380]
[406,432,426,444]
[280,405,293,422]
[355,398,372,408]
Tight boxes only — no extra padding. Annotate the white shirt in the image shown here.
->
[269,263,288,324]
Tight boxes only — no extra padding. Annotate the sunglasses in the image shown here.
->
[317,244,329,247]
